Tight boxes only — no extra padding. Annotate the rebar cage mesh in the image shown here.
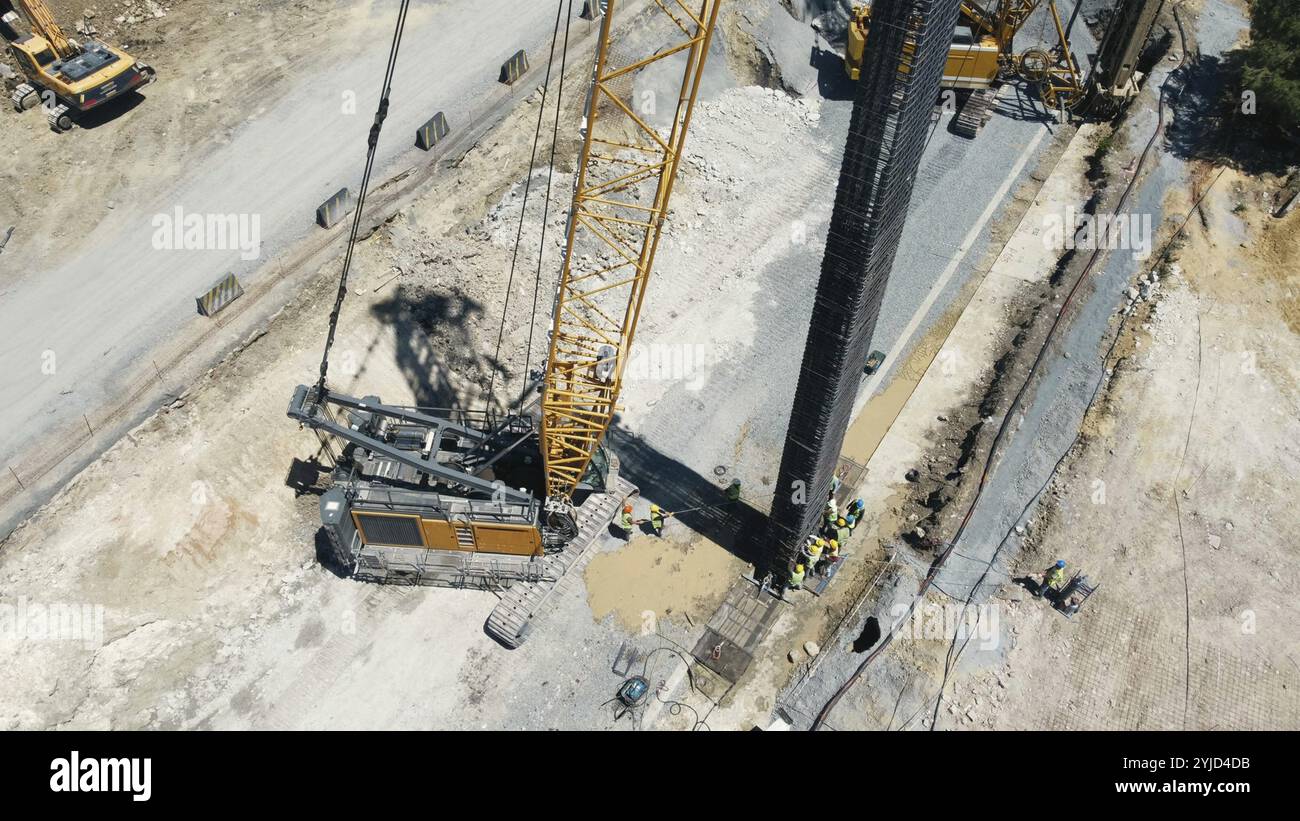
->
[760,0,965,583]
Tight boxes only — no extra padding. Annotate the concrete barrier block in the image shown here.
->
[316,187,355,229]
[415,111,450,151]
[499,50,530,86]
[196,273,244,318]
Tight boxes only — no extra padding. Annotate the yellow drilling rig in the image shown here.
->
[2,0,155,131]
[845,0,1082,136]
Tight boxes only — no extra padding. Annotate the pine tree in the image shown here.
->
[1242,0,1300,136]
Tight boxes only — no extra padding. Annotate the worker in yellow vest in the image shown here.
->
[649,504,671,537]
[803,538,824,576]
[619,505,634,540]
[1036,560,1067,598]
[835,518,851,547]
[789,564,805,590]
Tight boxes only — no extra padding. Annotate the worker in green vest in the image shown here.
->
[649,504,670,537]
[802,538,824,576]
[835,518,851,547]
[1036,560,1067,598]
[848,498,865,520]
[619,505,634,540]
[789,563,805,590]
[726,479,742,503]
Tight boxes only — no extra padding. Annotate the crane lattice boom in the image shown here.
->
[540,0,721,501]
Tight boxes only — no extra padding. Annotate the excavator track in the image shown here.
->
[47,102,73,132]
[10,83,39,111]
[953,86,997,138]
[485,476,638,648]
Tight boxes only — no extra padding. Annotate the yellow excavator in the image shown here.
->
[1,0,155,131]
[845,0,1082,137]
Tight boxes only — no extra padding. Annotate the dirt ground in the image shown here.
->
[986,169,1300,731]
[0,0,367,276]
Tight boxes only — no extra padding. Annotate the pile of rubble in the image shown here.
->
[66,2,171,40]
[1120,262,1172,315]
[111,1,168,26]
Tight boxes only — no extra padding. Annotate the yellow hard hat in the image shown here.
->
[837,518,846,527]
[829,539,838,549]
[650,504,660,512]
[795,564,804,573]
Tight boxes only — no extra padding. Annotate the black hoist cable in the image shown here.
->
[315,0,413,398]
[518,0,575,413]
[484,0,569,415]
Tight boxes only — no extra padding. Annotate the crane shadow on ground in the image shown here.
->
[988,81,1058,126]
[607,423,768,568]
[370,285,502,408]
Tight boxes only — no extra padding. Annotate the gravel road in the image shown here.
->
[0,0,571,471]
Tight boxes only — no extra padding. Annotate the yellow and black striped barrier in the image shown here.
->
[415,111,450,151]
[196,273,245,318]
[316,187,355,229]
[499,50,530,86]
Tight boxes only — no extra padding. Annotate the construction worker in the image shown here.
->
[649,503,670,537]
[803,538,824,576]
[816,538,837,576]
[846,513,857,531]
[619,504,634,540]
[835,517,851,548]
[848,498,865,520]
[825,496,839,523]
[789,563,805,590]
[726,478,742,503]
[1036,560,1067,598]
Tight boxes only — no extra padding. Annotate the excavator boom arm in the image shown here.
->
[7,0,73,58]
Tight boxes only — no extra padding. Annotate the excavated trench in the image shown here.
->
[889,12,1177,556]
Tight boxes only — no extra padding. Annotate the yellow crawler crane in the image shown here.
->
[540,0,721,519]
[290,2,724,635]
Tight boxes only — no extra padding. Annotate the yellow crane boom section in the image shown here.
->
[540,0,721,501]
